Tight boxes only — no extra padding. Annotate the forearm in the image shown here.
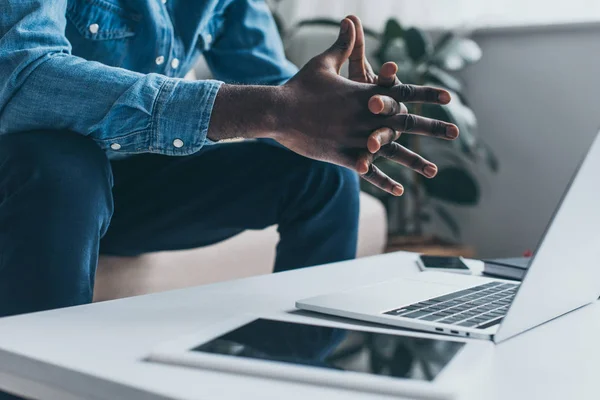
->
[0,52,222,155]
[0,0,222,157]
[207,83,286,142]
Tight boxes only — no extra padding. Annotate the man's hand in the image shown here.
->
[208,18,458,196]
[276,18,457,195]
[346,15,444,195]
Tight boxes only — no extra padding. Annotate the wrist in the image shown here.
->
[207,84,287,142]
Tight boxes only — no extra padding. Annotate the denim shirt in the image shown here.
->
[0,0,298,157]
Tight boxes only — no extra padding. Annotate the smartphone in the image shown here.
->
[416,255,471,274]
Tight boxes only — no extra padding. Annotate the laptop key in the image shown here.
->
[427,305,445,311]
[384,309,407,316]
[442,317,464,324]
[421,314,442,321]
[402,311,431,319]
[498,283,518,289]
[432,289,478,302]
[448,306,470,313]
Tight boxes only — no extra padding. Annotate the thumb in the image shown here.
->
[319,18,356,73]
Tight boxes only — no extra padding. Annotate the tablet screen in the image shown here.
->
[191,318,464,381]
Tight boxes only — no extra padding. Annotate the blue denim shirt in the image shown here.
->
[0,0,298,157]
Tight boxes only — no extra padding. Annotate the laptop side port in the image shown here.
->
[435,328,443,332]
[450,330,459,334]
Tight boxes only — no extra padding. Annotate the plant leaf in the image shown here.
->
[432,32,455,54]
[375,19,404,65]
[383,18,404,39]
[431,36,482,71]
[424,66,463,93]
[442,54,466,71]
[434,205,461,238]
[456,38,482,64]
[480,142,500,172]
[422,167,479,205]
[404,27,432,62]
[419,213,432,223]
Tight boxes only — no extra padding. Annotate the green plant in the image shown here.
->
[269,5,498,238]
[367,19,498,237]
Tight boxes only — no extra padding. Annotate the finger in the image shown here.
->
[361,163,404,196]
[346,15,368,81]
[364,58,377,81]
[384,114,459,139]
[368,95,407,116]
[387,84,451,104]
[319,18,356,73]
[377,62,400,87]
[355,151,374,175]
[368,127,399,153]
[378,142,438,178]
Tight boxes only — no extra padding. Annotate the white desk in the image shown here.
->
[0,251,599,400]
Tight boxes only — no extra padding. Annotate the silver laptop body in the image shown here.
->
[297,131,600,343]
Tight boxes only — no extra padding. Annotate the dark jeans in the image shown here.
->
[0,131,359,399]
[0,131,360,318]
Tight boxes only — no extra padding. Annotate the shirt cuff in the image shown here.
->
[151,78,223,156]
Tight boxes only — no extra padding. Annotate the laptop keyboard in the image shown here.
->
[384,281,520,329]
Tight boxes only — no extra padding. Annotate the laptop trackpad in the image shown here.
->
[351,278,469,313]
[301,275,474,315]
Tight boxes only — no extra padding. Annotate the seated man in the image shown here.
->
[0,1,458,319]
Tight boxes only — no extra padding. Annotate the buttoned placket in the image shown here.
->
[155,0,175,75]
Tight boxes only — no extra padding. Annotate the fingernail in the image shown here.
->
[341,19,349,33]
[368,141,379,154]
[446,125,459,139]
[361,161,369,173]
[357,160,368,174]
[392,185,404,196]
[424,164,438,178]
[438,92,451,103]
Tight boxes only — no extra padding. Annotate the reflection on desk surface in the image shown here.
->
[192,318,464,381]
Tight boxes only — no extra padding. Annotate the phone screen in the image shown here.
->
[419,256,470,270]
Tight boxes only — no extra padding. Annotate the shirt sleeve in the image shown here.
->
[0,0,222,156]
[203,0,299,86]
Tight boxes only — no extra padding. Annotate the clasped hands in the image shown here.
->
[277,16,459,196]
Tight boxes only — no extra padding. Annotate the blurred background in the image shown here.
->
[201,0,600,259]
[94,0,600,300]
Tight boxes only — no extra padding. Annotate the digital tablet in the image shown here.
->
[148,314,491,399]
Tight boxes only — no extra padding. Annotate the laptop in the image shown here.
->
[297,130,600,343]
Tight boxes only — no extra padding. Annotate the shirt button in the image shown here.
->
[88,24,99,34]
[155,56,165,65]
[171,58,180,69]
[205,34,213,45]
[173,139,184,148]
[110,143,121,150]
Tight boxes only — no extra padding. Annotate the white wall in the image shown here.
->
[285,22,600,258]
[455,23,600,257]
